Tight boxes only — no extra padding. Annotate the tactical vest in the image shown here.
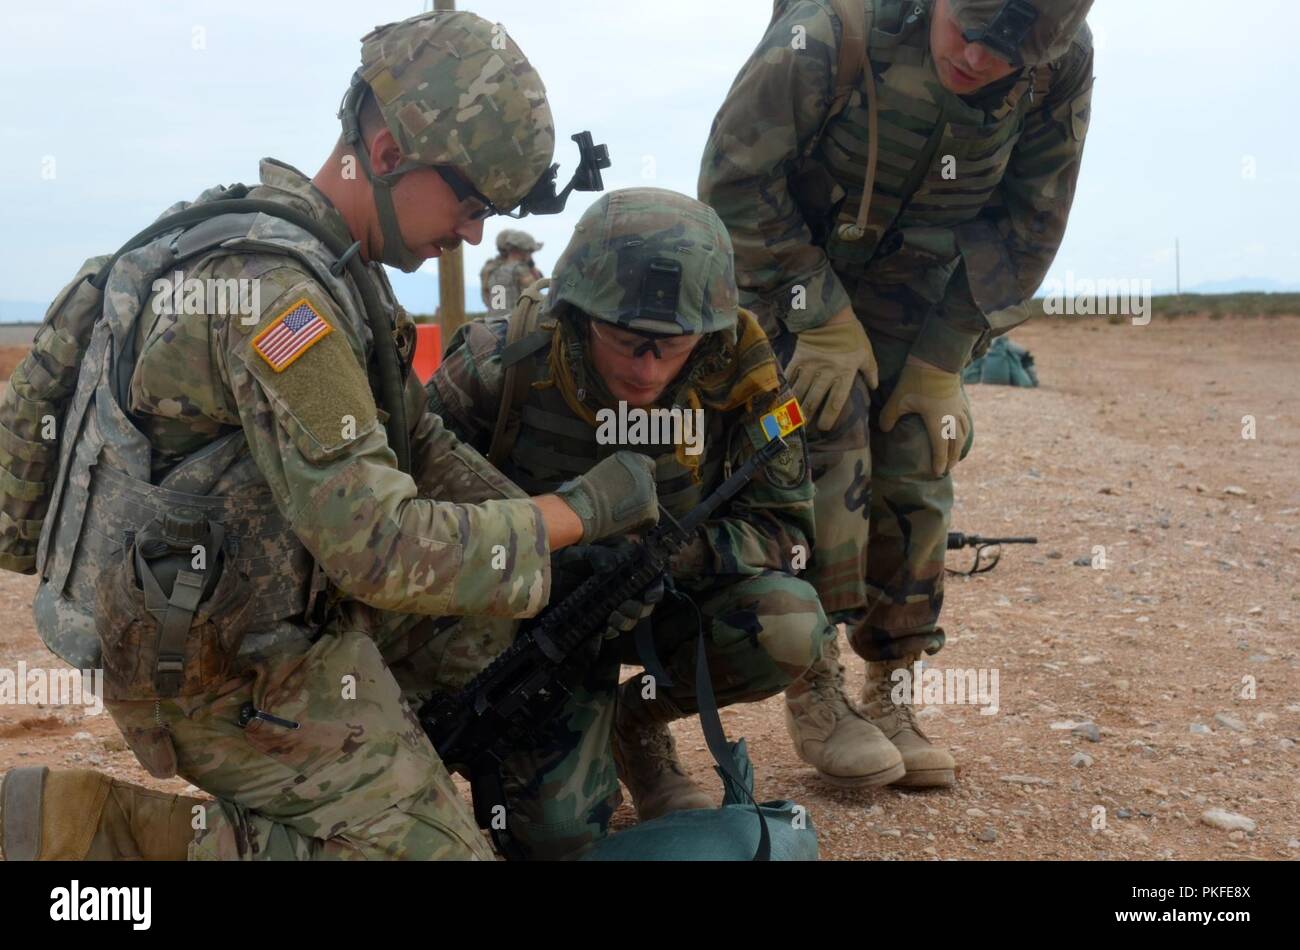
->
[31,184,397,670]
[816,0,1054,309]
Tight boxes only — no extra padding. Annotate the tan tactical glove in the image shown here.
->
[879,357,972,477]
[785,308,880,431]
[555,451,660,542]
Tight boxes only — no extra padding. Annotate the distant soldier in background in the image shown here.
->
[481,229,544,314]
[700,0,1094,789]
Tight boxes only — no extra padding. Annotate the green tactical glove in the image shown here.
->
[605,574,664,640]
[879,357,973,477]
[555,451,660,543]
[785,309,880,431]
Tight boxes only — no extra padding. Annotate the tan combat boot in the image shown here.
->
[860,654,957,788]
[612,688,713,822]
[0,767,203,860]
[784,633,906,787]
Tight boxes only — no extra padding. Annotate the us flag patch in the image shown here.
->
[252,298,333,372]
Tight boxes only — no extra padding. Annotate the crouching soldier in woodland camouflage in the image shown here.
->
[481,229,545,315]
[0,11,659,861]
[426,187,834,857]
[700,0,1093,788]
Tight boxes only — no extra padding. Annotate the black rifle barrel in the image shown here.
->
[947,532,1038,549]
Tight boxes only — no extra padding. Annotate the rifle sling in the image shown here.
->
[681,588,772,862]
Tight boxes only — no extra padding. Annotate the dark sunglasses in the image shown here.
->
[433,166,499,221]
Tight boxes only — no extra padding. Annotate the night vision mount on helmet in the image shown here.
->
[512,131,611,218]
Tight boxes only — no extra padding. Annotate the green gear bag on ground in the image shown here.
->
[578,739,819,861]
[961,336,1039,387]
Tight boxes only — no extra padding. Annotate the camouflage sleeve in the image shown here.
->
[424,316,510,454]
[405,357,526,508]
[697,0,853,335]
[219,268,549,620]
[911,31,1095,371]
[670,388,815,586]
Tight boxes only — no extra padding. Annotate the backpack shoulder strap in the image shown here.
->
[487,278,554,468]
[97,188,412,473]
[825,0,882,241]
[780,0,873,160]
[827,0,871,121]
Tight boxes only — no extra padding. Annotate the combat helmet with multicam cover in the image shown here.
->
[546,188,738,336]
[950,0,1094,67]
[497,229,543,254]
[340,11,556,270]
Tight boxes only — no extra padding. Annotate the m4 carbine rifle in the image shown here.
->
[419,434,792,850]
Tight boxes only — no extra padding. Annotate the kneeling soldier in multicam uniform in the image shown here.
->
[426,187,837,857]
[0,11,657,861]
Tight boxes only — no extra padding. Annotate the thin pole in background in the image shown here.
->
[432,0,466,334]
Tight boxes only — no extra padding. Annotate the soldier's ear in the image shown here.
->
[368,127,404,177]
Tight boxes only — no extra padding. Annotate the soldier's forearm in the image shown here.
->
[533,494,584,551]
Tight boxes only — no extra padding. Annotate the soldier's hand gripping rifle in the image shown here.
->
[419,432,793,850]
[946,532,1038,575]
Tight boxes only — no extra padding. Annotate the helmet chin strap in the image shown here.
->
[339,73,427,273]
[366,168,426,273]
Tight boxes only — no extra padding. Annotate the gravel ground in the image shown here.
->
[1,313,1296,860]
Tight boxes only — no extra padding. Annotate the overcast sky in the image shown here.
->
[1,0,1296,317]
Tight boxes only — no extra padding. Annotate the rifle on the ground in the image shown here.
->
[946,532,1038,575]
[419,434,792,856]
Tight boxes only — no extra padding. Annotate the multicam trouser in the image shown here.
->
[395,570,833,861]
[100,417,527,862]
[105,625,496,861]
[771,329,972,662]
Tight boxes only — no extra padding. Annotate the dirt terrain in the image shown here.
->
[1,313,1296,860]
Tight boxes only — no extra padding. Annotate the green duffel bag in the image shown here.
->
[579,739,819,861]
[962,336,1039,388]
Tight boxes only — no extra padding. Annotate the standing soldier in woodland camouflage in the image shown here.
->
[700,0,1093,788]
[428,188,833,857]
[0,11,659,861]
[481,228,545,315]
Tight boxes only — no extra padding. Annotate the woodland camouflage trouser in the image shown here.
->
[395,571,832,861]
[105,624,495,860]
[771,328,972,662]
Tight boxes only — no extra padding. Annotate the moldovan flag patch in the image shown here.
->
[252,298,333,372]
[761,396,805,441]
